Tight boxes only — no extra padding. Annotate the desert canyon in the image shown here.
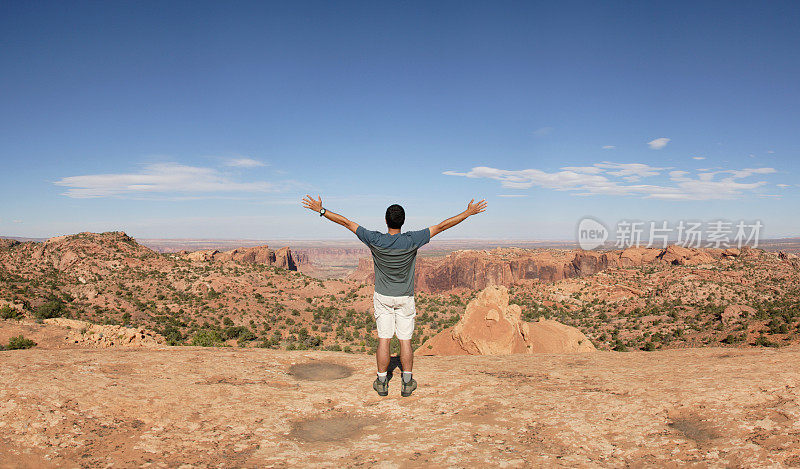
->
[2,232,800,467]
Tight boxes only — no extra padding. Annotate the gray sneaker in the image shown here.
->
[401,378,417,397]
[373,376,390,396]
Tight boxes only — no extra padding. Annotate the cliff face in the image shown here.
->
[349,246,745,293]
[295,247,370,279]
[292,248,369,267]
[273,247,296,271]
[183,245,297,270]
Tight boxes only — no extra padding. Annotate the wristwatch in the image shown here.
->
[319,208,326,217]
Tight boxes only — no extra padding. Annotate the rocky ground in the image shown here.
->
[1,346,799,468]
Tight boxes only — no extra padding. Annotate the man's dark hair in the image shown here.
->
[385,204,405,229]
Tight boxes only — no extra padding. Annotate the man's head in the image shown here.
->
[385,204,405,230]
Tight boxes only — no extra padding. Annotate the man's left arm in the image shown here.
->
[301,195,358,234]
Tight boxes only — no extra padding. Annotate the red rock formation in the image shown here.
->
[722,248,741,258]
[17,231,162,276]
[182,245,297,270]
[0,238,20,250]
[419,286,595,355]
[291,248,368,267]
[349,245,751,293]
[214,246,275,264]
[273,247,296,270]
[657,245,715,265]
[721,305,755,324]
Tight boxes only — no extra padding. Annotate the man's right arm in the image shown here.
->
[429,199,487,238]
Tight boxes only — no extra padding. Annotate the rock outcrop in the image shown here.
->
[657,245,715,265]
[43,318,165,348]
[419,286,595,355]
[0,238,20,250]
[182,245,297,270]
[10,232,166,278]
[273,247,297,270]
[721,305,756,324]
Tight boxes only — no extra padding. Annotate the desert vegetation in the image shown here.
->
[1,232,799,352]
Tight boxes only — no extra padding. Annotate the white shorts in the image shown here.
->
[373,292,416,340]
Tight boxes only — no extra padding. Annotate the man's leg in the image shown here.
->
[399,339,413,372]
[396,296,417,397]
[372,293,395,396]
[376,338,391,373]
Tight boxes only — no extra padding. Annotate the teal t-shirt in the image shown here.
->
[355,226,431,297]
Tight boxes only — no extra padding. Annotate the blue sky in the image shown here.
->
[1,1,798,240]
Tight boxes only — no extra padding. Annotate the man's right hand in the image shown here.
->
[466,199,487,216]
[302,195,323,213]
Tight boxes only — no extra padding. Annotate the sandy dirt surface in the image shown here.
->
[2,346,800,468]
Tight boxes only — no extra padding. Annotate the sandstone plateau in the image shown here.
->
[1,346,799,467]
[420,286,595,355]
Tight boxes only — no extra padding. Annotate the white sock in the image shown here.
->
[402,371,413,383]
[377,372,388,382]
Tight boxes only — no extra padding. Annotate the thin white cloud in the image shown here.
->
[225,157,266,168]
[594,161,668,181]
[647,137,670,150]
[444,162,776,201]
[692,156,706,160]
[497,194,528,198]
[602,145,616,150]
[532,126,554,137]
[560,166,605,174]
[55,162,295,199]
[767,150,775,154]
[777,184,790,188]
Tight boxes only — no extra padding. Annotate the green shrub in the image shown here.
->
[159,325,185,346]
[0,304,23,320]
[191,329,223,347]
[7,335,36,350]
[611,339,628,352]
[754,336,779,348]
[35,299,66,319]
[721,333,744,344]
[224,325,254,340]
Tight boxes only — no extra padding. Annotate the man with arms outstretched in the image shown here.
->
[302,196,487,397]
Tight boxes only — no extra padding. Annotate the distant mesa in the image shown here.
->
[180,245,297,270]
[420,286,595,356]
[350,244,754,293]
